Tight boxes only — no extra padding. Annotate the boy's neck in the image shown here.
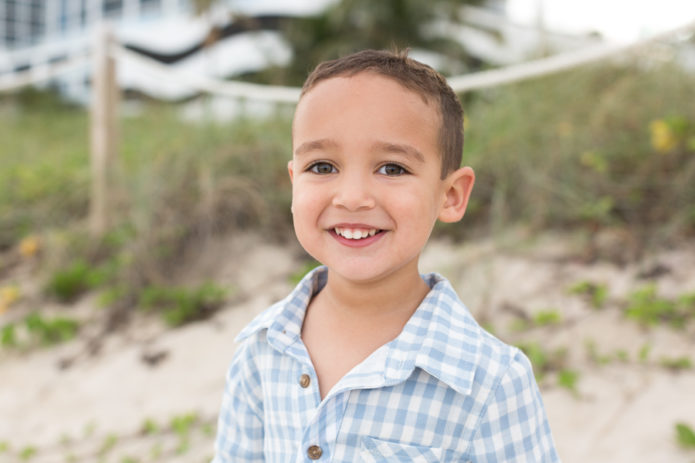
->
[319,260,430,321]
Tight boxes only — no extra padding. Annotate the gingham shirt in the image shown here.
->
[213,267,560,462]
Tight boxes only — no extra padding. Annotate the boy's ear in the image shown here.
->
[438,167,475,223]
[287,160,294,183]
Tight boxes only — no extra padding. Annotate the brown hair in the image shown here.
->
[300,49,463,178]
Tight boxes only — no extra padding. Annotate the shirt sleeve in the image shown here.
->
[468,349,561,462]
[212,340,265,462]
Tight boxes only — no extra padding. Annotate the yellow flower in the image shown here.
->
[649,119,677,154]
[18,235,40,258]
[0,286,21,313]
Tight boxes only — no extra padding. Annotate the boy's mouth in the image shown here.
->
[333,227,383,240]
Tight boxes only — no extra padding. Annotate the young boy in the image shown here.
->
[212,49,559,462]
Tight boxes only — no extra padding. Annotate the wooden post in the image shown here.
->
[89,23,119,237]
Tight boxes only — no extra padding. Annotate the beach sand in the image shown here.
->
[1,230,694,462]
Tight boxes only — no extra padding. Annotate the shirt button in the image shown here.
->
[307,445,323,460]
[299,374,311,388]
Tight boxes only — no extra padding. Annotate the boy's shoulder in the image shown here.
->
[394,271,523,396]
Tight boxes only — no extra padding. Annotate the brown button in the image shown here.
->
[299,374,311,388]
[307,445,322,460]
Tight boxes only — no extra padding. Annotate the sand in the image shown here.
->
[1,230,694,462]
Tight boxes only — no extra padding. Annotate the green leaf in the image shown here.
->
[675,422,695,449]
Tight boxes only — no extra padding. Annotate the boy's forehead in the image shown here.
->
[298,71,435,109]
[292,72,441,138]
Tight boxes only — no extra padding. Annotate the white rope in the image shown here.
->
[1,17,693,99]
[111,18,695,102]
[112,44,301,103]
[0,52,90,93]
[447,18,695,92]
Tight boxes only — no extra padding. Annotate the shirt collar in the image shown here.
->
[236,266,481,396]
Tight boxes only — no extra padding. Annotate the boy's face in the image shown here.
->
[289,72,470,284]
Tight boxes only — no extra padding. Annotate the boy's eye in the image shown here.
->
[377,163,407,176]
[309,162,337,174]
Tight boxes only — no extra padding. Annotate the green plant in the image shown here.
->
[557,369,580,394]
[515,342,568,381]
[638,343,652,363]
[533,309,562,326]
[0,441,9,453]
[584,338,613,365]
[615,349,629,363]
[46,260,102,302]
[83,421,97,437]
[1,323,17,347]
[659,356,692,371]
[170,412,198,455]
[170,413,198,437]
[625,285,694,328]
[19,446,37,460]
[139,283,227,326]
[24,313,79,346]
[99,434,118,456]
[141,418,159,435]
[461,62,695,243]
[569,281,608,309]
[201,422,215,437]
[675,422,695,449]
[150,442,163,459]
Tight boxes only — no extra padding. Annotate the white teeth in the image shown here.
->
[334,227,379,239]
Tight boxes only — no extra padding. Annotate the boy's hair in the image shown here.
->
[300,49,463,178]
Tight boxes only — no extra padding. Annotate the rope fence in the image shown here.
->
[0,52,90,93]
[108,18,695,100]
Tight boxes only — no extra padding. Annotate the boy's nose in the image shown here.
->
[331,176,376,211]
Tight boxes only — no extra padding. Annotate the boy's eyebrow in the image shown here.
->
[294,139,338,157]
[294,139,425,163]
[371,141,425,163]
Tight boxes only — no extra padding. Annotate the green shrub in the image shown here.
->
[533,309,562,326]
[569,281,608,309]
[625,285,694,328]
[45,260,92,302]
[24,313,80,346]
[461,62,695,242]
[139,283,227,326]
[676,422,695,449]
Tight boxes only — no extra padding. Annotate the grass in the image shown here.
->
[461,62,695,242]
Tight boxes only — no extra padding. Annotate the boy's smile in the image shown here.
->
[289,72,473,286]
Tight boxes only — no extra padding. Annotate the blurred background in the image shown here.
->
[1,1,695,462]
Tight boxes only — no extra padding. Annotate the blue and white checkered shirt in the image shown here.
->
[212,267,560,462]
